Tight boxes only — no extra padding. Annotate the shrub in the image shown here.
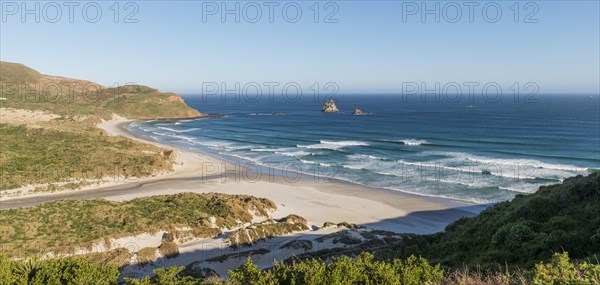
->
[138,247,158,265]
[125,266,207,285]
[492,221,537,250]
[228,258,276,285]
[533,252,600,284]
[228,252,442,285]
[0,255,119,285]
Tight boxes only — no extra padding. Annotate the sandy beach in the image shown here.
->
[3,115,481,233]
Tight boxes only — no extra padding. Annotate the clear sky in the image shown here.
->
[1,1,599,94]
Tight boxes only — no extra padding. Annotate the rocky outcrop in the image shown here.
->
[352,108,369,115]
[322,99,339,113]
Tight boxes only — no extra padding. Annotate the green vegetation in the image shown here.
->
[533,252,600,284]
[0,255,119,285]
[227,253,442,285]
[391,172,600,269]
[0,123,173,190]
[0,193,276,258]
[83,248,133,268]
[101,90,203,120]
[227,214,309,247]
[5,252,596,284]
[205,248,270,263]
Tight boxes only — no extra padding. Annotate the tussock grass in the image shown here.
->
[0,193,277,258]
[0,123,174,190]
[137,247,158,264]
[158,242,179,259]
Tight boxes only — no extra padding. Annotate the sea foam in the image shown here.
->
[298,140,369,150]
[401,139,428,146]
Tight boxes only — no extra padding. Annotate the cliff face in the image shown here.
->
[322,99,339,113]
[0,61,203,120]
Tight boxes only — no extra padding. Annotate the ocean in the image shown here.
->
[125,94,600,204]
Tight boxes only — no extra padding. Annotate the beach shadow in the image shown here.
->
[119,204,491,280]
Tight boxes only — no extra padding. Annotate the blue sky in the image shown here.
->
[1,1,599,94]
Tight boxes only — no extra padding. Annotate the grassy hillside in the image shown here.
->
[0,193,277,257]
[366,172,599,269]
[0,61,203,119]
[102,89,202,119]
[0,123,174,190]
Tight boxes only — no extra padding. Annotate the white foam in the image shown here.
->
[250,147,293,153]
[169,134,196,141]
[401,139,428,146]
[299,159,332,167]
[347,154,387,161]
[464,155,587,172]
[298,140,369,150]
[156,126,200,133]
[223,152,268,166]
[277,151,311,157]
[498,185,538,194]
[378,186,491,204]
[344,152,584,182]
[342,164,364,170]
[425,152,588,180]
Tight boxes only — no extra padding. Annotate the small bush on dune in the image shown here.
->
[138,247,158,265]
[159,242,179,259]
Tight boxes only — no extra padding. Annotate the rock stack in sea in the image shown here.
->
[352,108,368,115]
[322,99,339,113]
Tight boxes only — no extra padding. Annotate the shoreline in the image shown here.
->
[118,118,483,211]
[2,115,482,234]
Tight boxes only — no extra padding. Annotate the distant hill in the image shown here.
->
[0,61,203,120]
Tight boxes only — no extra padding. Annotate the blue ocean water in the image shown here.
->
[126,94,600,204]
